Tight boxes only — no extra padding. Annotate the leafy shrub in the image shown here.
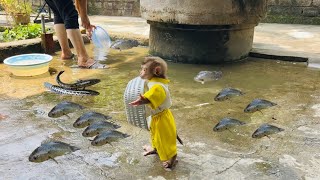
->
[1,23,44,42]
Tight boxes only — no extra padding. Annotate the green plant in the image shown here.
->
[1,23,44,42]
[0,0,32,15]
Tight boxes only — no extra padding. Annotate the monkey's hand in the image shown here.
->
[129,94,150,106]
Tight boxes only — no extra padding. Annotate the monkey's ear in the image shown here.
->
[154,66,162,76]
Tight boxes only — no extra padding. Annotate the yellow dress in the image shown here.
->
[143,77,177,161]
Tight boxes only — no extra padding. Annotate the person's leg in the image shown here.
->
[45,0,73,60]
[66,29,95,67]
[55,24,74,59]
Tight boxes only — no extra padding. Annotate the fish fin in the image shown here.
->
[50,156,59,164]
[109,143,114,147]
[65,114,71,119]
[41,138,58,145]
[70,145,80,152]
[258,110,264,115]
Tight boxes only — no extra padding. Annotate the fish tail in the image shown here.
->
[114,124,121,129]
[44,82,53,89]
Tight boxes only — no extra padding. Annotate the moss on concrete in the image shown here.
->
[261,14,320,25]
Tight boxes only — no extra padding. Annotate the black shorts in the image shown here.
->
[45,0,79,29]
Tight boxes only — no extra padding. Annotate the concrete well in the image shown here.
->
[140,0,268,64]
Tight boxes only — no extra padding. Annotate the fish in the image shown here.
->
[214,88,244,101]
[91,130,130,146]
[44,82,100,96]
[29,141,80,163]
[48,101,85,118]
[213,117,246,132]
[244,99,277,113]
[252,124,284,138]
[73,111,113,128]
[56,71,101,90]
[110,39,139,50]
[82,121,121,137]
[194,71,222,84]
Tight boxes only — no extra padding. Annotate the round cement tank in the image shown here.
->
[140,0,268,64]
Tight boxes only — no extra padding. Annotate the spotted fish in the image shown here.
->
[29,141,80,163]
[91,130,130,146]
[73,111,113,128]
[252,124,284,138]
[82,121,121,137]
[214,88,244,101]
[44,82,100,96]
[48,101,85,118]
[213,117,246,132]
[244,99,277,113]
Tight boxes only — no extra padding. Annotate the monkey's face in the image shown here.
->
[140,63,153,80]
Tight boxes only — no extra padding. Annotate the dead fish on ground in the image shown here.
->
[244,99,277,113]
[44,82,100,96]
[73,111,113,128]
[56,71,101,90]
[110,39,139,50]
[214,88,244,101]
[194,71,222,84]
[29,140,80,163]
[252,124,284,138]
[91,130,130,146]
[82,121,121,137]
[48,101,85,118]
[213,118,246,132]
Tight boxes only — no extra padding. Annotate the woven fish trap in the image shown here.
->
[124,77,149,129]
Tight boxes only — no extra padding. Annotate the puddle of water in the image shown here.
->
[0,44,320,179]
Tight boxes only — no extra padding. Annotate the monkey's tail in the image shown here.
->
[177,134,183,145]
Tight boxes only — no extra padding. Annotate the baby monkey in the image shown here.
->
[129,56,180,171]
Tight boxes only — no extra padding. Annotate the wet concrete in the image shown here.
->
[1,45,320,179]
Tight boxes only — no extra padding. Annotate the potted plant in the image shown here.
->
[0,0,32,25]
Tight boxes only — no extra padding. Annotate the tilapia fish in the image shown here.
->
[194,71,222,84]
[244,99,277,113]
[252,124,284,138]
[214,88,244,101]
[213,118,246,132]
[110,39,139,50]
[82,121,121,137]
[48,101,85,118]
[56,71,101,90]
[73,111,113,128]
[91,130,130,146]
[29,141,80,163]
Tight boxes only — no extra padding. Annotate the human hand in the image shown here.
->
[81,16,95,39]
[129,94,148,106]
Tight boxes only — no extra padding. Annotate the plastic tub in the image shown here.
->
[3,53,53,76]
[92,26,112,49]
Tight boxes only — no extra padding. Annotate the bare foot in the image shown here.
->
[143,145,157,156]
[162,155,178,171]
[61,52,75,60]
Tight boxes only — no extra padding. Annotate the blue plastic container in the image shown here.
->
[92,26,112,49]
